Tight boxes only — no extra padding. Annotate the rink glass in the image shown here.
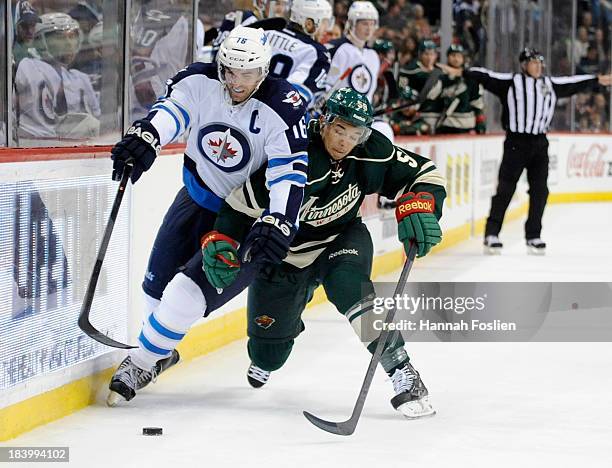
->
[127,0,194,124]
[0,1,6,146]
[10,1,125,147]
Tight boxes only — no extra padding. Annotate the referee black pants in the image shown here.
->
[485,133,549,240]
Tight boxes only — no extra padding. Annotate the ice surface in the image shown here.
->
[4,203,611,467]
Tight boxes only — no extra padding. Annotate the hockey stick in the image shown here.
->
[313,66,354,113]
[431,96,460,135]
[303,243,418,435]
[78,163,137,349]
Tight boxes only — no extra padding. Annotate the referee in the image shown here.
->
[442,48,612,255]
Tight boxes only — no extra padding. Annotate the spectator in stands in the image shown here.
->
[68,0,102,37]
[592,92,609,125]
[381,0,408,31]
[580,10,596,42]
[398,34,418,65]
[454,0,484,62]
[569,26,590,65]
[594,28,608,68]
[578,45,603,75]
[334,0,350,29]
[413,4,432,38]
[13,1,41,67]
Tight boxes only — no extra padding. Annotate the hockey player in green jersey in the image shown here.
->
[204,88,446,418]
[425,44,486,134]
[394,39,441,135]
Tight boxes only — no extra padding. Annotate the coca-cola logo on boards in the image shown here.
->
[566,143,610,178]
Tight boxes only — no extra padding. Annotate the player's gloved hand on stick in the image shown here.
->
[242,212,297,264]
[111,119,162,183]
[201,231,241,289]
[395,192,442,258]
[399,86,419,102]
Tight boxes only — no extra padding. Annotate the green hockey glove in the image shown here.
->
[395,192,442,258]
[201,231,240,289]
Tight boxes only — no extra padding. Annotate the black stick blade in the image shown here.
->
[302,411,355,436]
[78,309,137,349]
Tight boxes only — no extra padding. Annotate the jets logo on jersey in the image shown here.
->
[282,90,303,108]
[349,65,373,95]
[40,83,57,124]
[197,124,252,173]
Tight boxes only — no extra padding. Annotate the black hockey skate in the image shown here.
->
[390,362,436,419]
[247,362,270,388]
[483,235,503,255]
[106,350,180,406]
[526,238,546,255]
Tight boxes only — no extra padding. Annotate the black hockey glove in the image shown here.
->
[241,212,297,265]
[111,119,162,183]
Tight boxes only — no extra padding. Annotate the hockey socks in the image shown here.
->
[132,273,206,370]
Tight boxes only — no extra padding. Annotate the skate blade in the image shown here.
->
[396,398,437,420]
[484,246,502,255]
[106,390,125,407]
[527,246,546,256]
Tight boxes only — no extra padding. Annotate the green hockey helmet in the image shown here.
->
[326,87,373,126]
[447,43,465,56]
[418,39,437,54]
[373,38,393,54]
[324,87,374,144]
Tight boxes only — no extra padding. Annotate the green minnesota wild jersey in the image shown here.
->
[397,59,443,114]
[214,121,446,269]
[420,74,485,132]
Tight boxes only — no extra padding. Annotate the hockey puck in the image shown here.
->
[142,427,163,436]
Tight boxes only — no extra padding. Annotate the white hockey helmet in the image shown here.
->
[217,26,272,97]
[35,12,83,65]
[88,21,103,48]
[290,0,333,35]
[217,26,271,72]
[346,1,379,32]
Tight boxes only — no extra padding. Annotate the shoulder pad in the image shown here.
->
[253,77,307,125]
[325,37,350,57]
[361,129,395,160]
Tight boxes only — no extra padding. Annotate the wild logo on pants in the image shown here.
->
[254,315,276,329]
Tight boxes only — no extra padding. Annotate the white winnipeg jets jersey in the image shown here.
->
[15,58,100,138]
[148,63,308,221]
[211,10,259,61]
[130,12,190,118]
[267,27,330,109]
[325,37,380,104]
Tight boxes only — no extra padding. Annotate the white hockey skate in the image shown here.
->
[247,362,271,388]
[106,350,180,406]
[526,238,546,255]
[390,362,436,419]
[483,235,503,255]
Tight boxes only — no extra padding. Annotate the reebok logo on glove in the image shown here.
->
[395,192,435,222]
[126,125,162,156]
[260,214,293,238]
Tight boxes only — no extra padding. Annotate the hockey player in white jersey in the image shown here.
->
[129,0,193,116]
[107,26,309,404]
[15,12,100,142]
[324,1,380,104]
[266,0,332,110]
[210,0,291,61]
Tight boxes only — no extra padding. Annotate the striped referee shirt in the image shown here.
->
[464,68,598,135]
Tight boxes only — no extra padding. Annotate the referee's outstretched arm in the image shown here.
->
[461,67,513,97]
